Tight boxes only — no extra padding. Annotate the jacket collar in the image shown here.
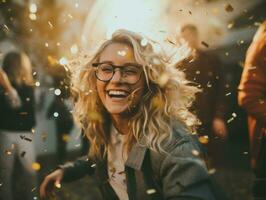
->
[125,137,148,170]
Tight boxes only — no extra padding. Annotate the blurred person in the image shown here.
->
[40,29,227,200]
[46,68,74,164]
[0,51,37,200]
[176,24,228,168]
[238,21,266,199]
[177,24,228,140]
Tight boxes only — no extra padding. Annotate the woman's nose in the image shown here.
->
[110,69,124,83]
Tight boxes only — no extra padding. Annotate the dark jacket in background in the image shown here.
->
[0,84,36,131]
[60,123,228,200]
[176,50,227,135]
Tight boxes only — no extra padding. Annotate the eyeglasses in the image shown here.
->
[92,62,143,84]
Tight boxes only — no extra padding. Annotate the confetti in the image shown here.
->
[54,89,61,96]
[91,164,96,168]
[5,150,12,155]
[54,112,59,117]
[29,3,37,13]
[70,44,78,54]
[227,117,234,124]
[198,135,209,144]
[158,73,169,87]
[201,41,209,48]
[48,21,54,29]
[117,50,126,56]
[191,149,199,156]
[140,38,148,47]
[59,57,68,65]
[20,135,32,142]
[54,182,61,188]
[232,112,237,118]
[32,162,41,171]
[146,188,157,194]
[225,92,231,96]
[21,151,26,157]
[41,132,47,142]
[62,134,70,142]
[224,3,234,12]
[227,22,234,29]
[35,81,40,87]
[208,168,216,174]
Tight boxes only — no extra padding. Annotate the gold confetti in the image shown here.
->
[5,150,12,155]
[48,21,54,29]
[117,50,126,56]
[208,168,216,174]
[41,132,48,142]
[62,134,70,142]
[151,96,164,109]
[88,111,102,122]
[198,135,209,144]
[158,73,169,87]
[227,22,234,29]
[224,3,234,12]
[32,162,41,171]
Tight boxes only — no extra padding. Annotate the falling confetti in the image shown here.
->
[91,164,96,168]
[5,149,12,155]
[227,22,234,29]
[198,135,209,144]
[20,135,32,142]
[225,92,231,96]
[140,38,148,46]
[32,162,41,171]
[48,21,54,29]
[54,182,61,188]
[62,134,70,142]
[191,149,200,156]
[20,151,26,157]
[146,188,157,195]
[41,132,48,142]
[158,73,169,87]
[201,41,209,48]
[208,168,216,174]
[54,89,61,96]
[53,112,59,117]
[117,50,126,56]
[224,3,234,12]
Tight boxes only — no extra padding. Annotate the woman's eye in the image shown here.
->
[101,65,113,72]
[124,67,139,75]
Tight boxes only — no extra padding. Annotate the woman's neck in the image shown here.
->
[111,114,129,135]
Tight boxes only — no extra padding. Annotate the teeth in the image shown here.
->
[108,90,128,96]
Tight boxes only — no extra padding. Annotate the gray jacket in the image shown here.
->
[61,124,228,200]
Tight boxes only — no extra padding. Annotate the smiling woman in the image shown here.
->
[40,29,227,200]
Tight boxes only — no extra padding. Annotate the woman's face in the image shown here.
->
[96,42,146,116]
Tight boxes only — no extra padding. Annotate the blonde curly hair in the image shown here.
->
[70,29,200,159]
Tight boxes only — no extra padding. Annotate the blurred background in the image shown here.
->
[0,0,265,199]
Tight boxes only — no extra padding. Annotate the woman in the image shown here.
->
[40,29,225,200]
[0,51,37,200]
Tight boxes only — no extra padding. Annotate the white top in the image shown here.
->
[107,125,129,200]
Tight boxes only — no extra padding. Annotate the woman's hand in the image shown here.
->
[40,169,64,199]
[0,69,12,90]
[212,118,228,139]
